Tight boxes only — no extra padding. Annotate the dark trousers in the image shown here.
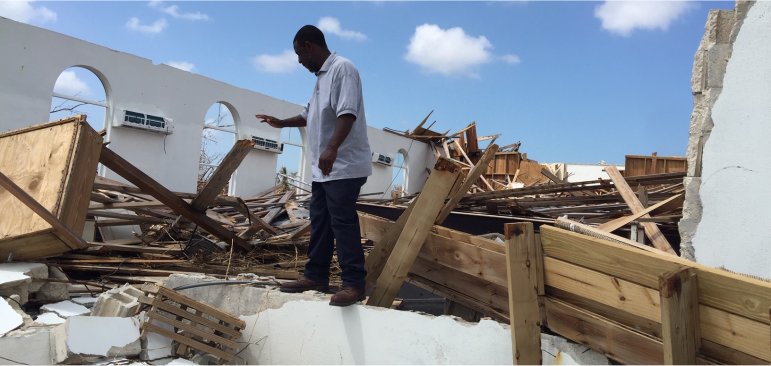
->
[303,177,367,289]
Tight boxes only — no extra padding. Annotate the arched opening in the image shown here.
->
[199,102,237,195]
[276,127,308,192]
[391,149,408,197]
[50,66,109,133]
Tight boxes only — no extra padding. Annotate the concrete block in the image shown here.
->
[705,44,731,89]
[41,300,90,318]
[65,316,141,362]
[0,324,67,365]
[33,281,70,302]
[91,283,144,317]
[0,296,24,336]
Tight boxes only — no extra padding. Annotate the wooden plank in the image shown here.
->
[99,146,249,250]
[143,322,234,361]
[545,297,665,365]
[149,300,241,337]
[540,225,771,325]
[410,257,509,319]
[436,143,499,224]
[700,304,770,361]
[660,268,700,364]
[157,287,244,327]
[91,210,168,223]
[89,200,168,210]
[544,256,661,322]
[88,243,182,255]
[191,139,254,211]
[0,170,88,250]
[604,165,676,255]
[367,158,461,307]
[597,193,684,232]
[503,222,541,365]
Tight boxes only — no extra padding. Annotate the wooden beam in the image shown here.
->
[545,297,665,365]
[436,143,499,224]
[604,166,676,255]
[191,139,254,211]
[453,140,494,191]
[504,222,542,365]
[597,193,684,232]
[660,267,700,364]
[367,158,461,307]
[0,170,88,250]
[98,146,249,250]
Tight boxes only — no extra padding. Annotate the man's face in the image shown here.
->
[293,41,318,73]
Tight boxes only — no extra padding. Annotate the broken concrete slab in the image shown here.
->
[41,300,90,318]
[166,273,338,316]
[65,316,141,361]
[0,262,48,288]
[0,262,49,305]
[71,295,98,307]
[166,358,198,365]
[0,324,67,365]
[138,312,174,361]
[91,283,143,317]
[0,296,24,336]
[34,312,66,326]
[541,333,610,365]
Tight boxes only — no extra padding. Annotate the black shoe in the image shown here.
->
[329,287,366,306]
[279,277,329,293]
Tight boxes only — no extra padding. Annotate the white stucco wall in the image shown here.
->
[692,1,771,279]
[0,17,431,197]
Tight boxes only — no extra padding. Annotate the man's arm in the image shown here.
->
[255,114,307,128]
[318,113,356,176]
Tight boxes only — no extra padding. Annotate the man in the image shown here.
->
[256,25,372,307]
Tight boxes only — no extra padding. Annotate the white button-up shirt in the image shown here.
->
[301,53,372,182]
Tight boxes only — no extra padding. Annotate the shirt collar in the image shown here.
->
[315,52,336,76]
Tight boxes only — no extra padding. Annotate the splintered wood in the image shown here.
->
[140,286,245,363]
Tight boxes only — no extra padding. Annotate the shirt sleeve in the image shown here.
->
[300,102,309,121]
[331,63,361,119]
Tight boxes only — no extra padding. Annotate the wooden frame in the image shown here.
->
[0,116,102,260]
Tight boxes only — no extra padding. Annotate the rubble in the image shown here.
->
[91,283,144,317]
[64,316,141,361]
[0,297,24,336]
[40,300,90,318]
[0,325,68,365]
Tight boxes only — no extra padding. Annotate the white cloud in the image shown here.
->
[500,54,521,64]
[149,1,209,21]
[595,1,693,37]
[0,0,56,24]
[317,17,367,42]
[252,50,298,74]
[54,70,90,96]
[405,24,493,77]
[165,61,195,72]
[126,17,168,34]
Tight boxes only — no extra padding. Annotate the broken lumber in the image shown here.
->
[99,146,249,250]
[604,166,676,255]
[191,139,255,211]
[367,158,462,307]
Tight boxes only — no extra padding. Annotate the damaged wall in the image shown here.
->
[681,1,771,279]
[0,17,432,198]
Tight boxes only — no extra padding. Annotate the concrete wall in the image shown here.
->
[0,17,431,198]
[681,1,771,279]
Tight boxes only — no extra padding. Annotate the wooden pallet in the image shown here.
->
[139,285,246,363]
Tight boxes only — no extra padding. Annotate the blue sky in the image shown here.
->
[2,0,734,167]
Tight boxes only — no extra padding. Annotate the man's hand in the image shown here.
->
[318,147,338,176]
[256,114,282,128]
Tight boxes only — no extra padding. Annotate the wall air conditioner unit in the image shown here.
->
[371,152,393,166]
[115,110,174,134]
[251,136,283,153]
